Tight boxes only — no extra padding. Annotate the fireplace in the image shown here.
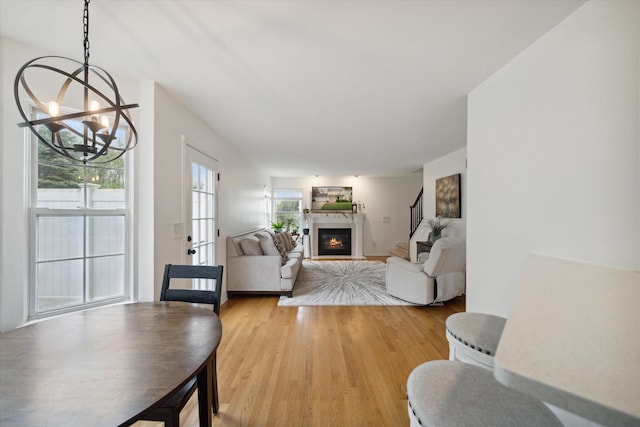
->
[308,213,364,258]
[318,228,352,256]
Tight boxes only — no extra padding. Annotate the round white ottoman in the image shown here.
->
[407,360,563,427]
[445,312,506,369]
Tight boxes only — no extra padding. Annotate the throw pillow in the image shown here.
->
[256,232,281,256]
[271,234,289,265]
[239,236,263,256]
[279,231,293,251]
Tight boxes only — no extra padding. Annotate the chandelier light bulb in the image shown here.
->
[89,100,100,121]
[48,101,60,117]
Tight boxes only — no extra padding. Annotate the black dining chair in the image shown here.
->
[146,264,224,427]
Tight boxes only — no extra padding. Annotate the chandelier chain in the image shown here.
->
[83,0,90,65]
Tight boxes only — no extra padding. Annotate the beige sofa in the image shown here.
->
[226,228,304,297]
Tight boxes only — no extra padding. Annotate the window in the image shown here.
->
[30,108,131,318]
[273,189,302,233]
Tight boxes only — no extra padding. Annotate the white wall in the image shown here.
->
[150,84,269,302]
[272,175,422,256]
[135,80,156,303]
[0,38,29,332]
[0,38,4,331]
[467,0,640,317]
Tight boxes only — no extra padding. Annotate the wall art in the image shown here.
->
[435,174,461,218]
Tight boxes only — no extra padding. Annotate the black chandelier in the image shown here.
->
[14,0,138,164]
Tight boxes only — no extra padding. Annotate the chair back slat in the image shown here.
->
[160,264,224,314]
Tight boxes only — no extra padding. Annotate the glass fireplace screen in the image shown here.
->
[318,228,352,256]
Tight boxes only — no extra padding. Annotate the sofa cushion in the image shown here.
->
[290,244,304,256]
[417,252,429,263]
[287,250,303,260]
[229,236,244,256]
[256,232,280,256]
[239,236,263,256]
[280,256,300,279]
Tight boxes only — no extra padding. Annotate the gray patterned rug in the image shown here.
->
[278,260,416,306]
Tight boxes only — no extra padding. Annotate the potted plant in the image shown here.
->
[283,216,295,232]
[426,217,449,242]
[271,220,285,233]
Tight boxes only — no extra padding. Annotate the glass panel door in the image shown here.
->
[184,146,218,289]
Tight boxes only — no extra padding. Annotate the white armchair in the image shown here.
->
[386,236,466,305]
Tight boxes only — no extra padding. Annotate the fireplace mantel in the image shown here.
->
[307,213,364,258]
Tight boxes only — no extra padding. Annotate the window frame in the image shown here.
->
[28,106,133,320]
[272,188,303,232]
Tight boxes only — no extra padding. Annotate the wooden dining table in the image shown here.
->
[0,302,222,427]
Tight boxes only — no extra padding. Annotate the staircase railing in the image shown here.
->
[409,187,423,238]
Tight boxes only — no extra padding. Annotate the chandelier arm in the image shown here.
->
[118,110,139,149]
[36,130,75,159]
[52,132,76,152]
[14,74,74,157]
[17,75,48,114]
[101,109,139,155]
[16,60,102,113]
[91,105,139,160]
[18,104,139,128]
[23,61,134,118]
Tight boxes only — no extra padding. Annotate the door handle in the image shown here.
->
[187,249,196,255]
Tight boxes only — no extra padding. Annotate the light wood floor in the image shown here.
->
[135,258,465,427]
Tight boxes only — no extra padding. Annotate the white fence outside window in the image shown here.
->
[33,188,129,315]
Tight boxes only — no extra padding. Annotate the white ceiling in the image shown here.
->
[1,0,584,177]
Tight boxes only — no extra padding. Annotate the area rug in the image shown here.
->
[278,260,417,306]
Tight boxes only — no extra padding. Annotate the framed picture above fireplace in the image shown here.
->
[311,186,353,211]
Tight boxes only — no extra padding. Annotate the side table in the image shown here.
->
[416,240,433,255]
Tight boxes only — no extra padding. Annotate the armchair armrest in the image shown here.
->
[387,256,425,272]
[386,256,435,305]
